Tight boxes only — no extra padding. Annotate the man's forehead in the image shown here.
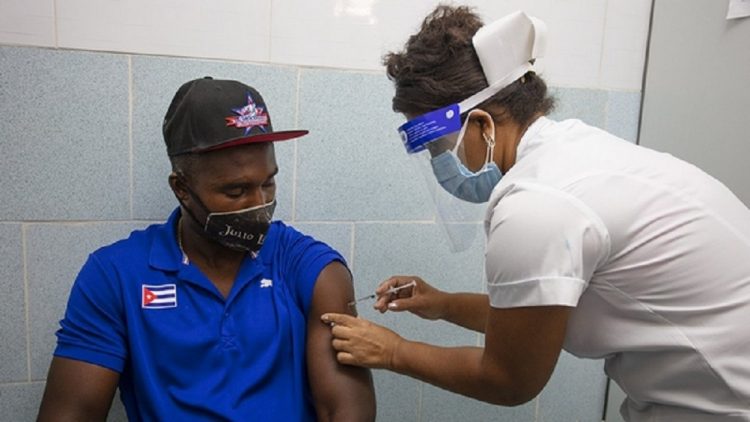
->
[193,144,277,178]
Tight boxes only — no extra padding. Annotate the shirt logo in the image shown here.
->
[142,284,177,309]
[225,93,269,135]
[260,278,273,288]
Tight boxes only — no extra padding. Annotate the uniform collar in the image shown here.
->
[514,115,554,164]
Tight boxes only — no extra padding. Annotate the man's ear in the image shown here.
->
[168,172,189,203]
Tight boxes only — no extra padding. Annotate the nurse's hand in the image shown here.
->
[321,314,403,370]
[373,275,447,320]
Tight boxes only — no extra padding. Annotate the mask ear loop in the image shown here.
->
[482,117,496,167]
[452,110,481,156]
[483,132,495,166]
[175,172,211,230]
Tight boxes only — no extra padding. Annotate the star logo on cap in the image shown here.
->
[225,93,269,135]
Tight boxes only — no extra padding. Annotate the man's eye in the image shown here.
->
[262,179,276,188]
[225,187,246,197]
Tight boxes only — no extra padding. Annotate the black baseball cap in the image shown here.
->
[163,77,308,156]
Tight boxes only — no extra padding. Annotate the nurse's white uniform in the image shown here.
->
[485,117,750,420]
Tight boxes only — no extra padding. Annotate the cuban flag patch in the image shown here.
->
[142,284,177,309]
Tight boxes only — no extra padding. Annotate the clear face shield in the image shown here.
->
[399,105,498,252]
[396,11,547,252]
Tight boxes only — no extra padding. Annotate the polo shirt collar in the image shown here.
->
[148,207,279,281]
[149,207,184,272]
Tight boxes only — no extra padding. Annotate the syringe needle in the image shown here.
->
[347,280,417,308]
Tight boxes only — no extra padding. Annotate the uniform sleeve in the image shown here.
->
[485,182,610,308]
[279,227,347,315]
[54,253,127,373]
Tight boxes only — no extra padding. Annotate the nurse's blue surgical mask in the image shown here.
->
[430,111,502,203]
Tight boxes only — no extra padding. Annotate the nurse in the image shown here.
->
[322,5,750,420]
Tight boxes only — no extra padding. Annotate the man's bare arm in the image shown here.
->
[306,261,376,422]
[37,357,119,422]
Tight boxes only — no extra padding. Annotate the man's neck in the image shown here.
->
[178,217,245,297]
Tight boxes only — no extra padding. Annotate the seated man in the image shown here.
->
[37,77,376,421]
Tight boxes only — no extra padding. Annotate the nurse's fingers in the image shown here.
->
[335,352,359,366]
[374,276,421,312]
[331,338,349,351]
[375,276,417,296]
[321,312,357,327]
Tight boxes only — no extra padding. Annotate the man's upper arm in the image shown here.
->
[39,253,127,420]
[306,261,376,422]
[37,357,120,421]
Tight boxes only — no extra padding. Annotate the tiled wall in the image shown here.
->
[0,0,651,91]
[1,1,648,420]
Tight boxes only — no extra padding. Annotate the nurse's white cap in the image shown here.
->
[458,11,547,113]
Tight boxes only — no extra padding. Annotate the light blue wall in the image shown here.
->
[0,45,641,421]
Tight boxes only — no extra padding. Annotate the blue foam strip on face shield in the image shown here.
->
[398,104,461,154]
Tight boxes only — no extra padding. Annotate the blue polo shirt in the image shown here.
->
[54,208,345,421]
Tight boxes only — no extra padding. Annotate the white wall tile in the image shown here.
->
[56,0,271,62]
[0,0,55,47]
[269,0,648,90]
[270,0,443,70]
[476,0,607,88]
[600,0,652,90]
[1,0,652,89]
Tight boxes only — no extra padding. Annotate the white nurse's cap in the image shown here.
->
[458,11,547,112]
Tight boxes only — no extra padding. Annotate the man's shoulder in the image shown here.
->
[263,221,344,264]
[90,220,168,263]
[267,221,331,250]
[267,221,308,246]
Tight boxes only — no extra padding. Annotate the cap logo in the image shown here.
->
[225,93,269,134]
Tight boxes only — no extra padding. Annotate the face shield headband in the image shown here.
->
[397,11,547,155]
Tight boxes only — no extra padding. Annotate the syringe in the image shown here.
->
[347,280,417,308]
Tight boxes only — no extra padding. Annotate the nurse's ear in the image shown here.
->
[461,109,496,172]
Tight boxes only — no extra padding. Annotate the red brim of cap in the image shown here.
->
[197,130,310,153]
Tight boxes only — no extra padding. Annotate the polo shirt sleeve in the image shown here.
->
[485,182,610,309]
[279,226,347,315]
[54,253,127,373]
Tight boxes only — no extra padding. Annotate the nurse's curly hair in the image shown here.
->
[383,4,554,126]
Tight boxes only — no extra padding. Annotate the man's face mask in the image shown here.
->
[429,110,503,203]
[179,177,276,253]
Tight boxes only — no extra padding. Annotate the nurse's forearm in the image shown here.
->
[389,341,528,406]
[441,293,489,333]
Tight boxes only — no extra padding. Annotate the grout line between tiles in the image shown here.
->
[291,68,301,222]
[535,394,541,421]
[348,223,356,272]
[597,0,611,89]
[128,55,134,219]
[0,380,47,387]
[416,381,424,422]
[22,224,31,382]
[53,0,59,48]
[267,0,274,61]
